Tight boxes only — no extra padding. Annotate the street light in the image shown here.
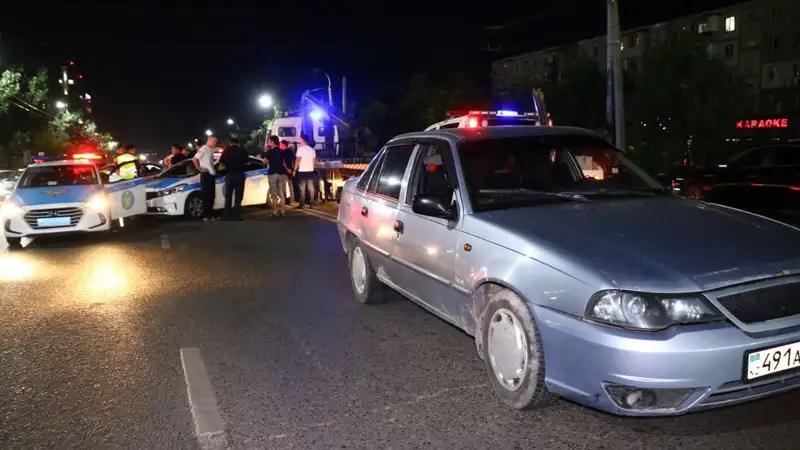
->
[55,101,67,109]
[257,94,273,109]
[314,68,333,106]
[205,129,213,137]
[226,118,234,125]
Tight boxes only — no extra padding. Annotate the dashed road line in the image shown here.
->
[161,234,171,249]
[180,347,231,450]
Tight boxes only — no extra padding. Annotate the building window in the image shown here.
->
[706,43,714,57]
[725,16,736,32]
[698,23,709,33]
[768,66,779,82]
[772,36,780,51]
[793,62,800,78]
[724,43,734,59]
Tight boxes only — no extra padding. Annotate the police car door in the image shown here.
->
[242,159,268,206]
[105,161,147,220]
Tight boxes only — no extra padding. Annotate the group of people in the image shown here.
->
[164,145,192,167]
[262,134,317,216]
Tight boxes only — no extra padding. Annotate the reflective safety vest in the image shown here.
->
[115,153,138,180]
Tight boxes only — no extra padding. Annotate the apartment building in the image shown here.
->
[491,0,800,116]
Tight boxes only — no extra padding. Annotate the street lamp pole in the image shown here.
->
[605,0,626,150]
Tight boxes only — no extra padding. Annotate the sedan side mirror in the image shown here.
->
[412,193,457,220]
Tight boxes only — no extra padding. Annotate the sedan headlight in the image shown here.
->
[0,202,23,217]
[86,194,109,213]
[586,290,723,331]
[156,183,188,197]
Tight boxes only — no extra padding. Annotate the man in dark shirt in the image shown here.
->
[265,136,286,216]
[169,145,188,166]
[220,138,249,221]
[280,140,296,205]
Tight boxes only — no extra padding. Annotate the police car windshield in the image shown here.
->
[18,165,98,188]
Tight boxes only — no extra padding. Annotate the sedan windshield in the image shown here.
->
[17,165,98,188]
[458,134,666,212]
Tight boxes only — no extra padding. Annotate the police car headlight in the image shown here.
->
[157,184,188,197]
[86,194,108,213]
[0,202,23,217]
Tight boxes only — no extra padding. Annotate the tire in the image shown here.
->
[184,193,203,219]
[481,288,556,410]
[5,237,21,249]
[348,240,384,304]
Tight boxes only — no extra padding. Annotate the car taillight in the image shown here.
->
[467,117,479,128]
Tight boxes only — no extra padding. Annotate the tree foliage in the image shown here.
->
[544,54,606,131]
[0,67,114,167]
[626,32,750,170]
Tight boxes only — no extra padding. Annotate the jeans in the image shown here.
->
[224,172,245,219]
[200,172,216,219]
[296,172,316,206]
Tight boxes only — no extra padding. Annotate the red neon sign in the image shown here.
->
[736,118,789,129]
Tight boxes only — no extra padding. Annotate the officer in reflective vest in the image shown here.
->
[115,144,138,180]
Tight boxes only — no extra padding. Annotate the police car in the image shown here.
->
[425,109,551,131]
[144,155,270,218]
[1,159,148,248]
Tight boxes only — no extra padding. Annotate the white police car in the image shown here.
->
[1,160,148,248]
[144,156,270,218]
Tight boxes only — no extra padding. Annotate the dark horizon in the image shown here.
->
[0,0,741,151]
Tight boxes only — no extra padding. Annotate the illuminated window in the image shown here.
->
[725,16,735,32]
[698,22,709,33]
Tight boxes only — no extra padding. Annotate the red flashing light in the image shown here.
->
[467,117,479,128]
[751,183,764,187]
[736,118,789,129]
[78,74,84,79]
[69,60,75,65]
[73,153,102,160]
[701,185,711,191]
[791,186,800,191]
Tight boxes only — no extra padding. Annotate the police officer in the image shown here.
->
[116,144,138,180]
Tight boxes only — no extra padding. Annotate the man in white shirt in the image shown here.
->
[192,135,218,222]
[293,134,317,208]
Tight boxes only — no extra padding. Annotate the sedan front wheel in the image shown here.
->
[481,288,556,410]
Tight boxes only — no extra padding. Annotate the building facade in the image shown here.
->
[491,0,800,116]
[57,60,93,119]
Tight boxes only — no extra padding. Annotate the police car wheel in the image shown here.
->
[6,238,21,248]
[185,194,203,219]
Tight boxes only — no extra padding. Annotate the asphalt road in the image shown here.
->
[2,205,800,450]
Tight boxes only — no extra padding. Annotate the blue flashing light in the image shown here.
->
[309,109,323,121]
[496,110,519,116]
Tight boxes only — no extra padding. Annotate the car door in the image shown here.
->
[357,144,415,275]
[391,141,463,321]
[241,159,268,206]
[104,163,147,221]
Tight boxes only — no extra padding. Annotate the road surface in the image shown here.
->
[1,206,799,449]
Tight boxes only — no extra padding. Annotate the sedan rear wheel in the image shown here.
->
[348,240,384,304]
[481,288,556,409]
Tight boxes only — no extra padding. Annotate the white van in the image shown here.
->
[268,116,339,151]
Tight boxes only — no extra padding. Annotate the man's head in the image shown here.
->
[299,134,311,146]
[229,137,240,147]
[182,147,190,155]
[116,145,125,155]
[171,145,180,154]
[279,140,289,150]
[268,135,279,148]
[126,144,136,154]
[206,135,218,147]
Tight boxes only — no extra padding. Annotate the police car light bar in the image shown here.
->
[445,110,540,118]
[72,153,103,160]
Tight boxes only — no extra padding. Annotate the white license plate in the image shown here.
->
[746,341,800,380]
[37,217,71,227]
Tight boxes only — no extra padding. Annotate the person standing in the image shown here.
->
[220,137,249,221]
[192,135,218,222]
[265,136,287,216]
[293,134,316,208]
[165,145,182,167]
[116,144,138,180]
[279,140,295,206]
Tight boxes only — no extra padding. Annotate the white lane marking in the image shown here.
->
[161,234,171,249]
[180,347,231,450]
[298,208,337,223]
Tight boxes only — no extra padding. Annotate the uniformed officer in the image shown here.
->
[116,144,138,180]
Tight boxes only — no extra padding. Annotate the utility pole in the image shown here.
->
[342,76,347,115]
[606,0,626,150]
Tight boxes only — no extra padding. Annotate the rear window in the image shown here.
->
[18,165,98,188]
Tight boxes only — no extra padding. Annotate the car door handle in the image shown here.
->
[394,220,404,234]
[361,206,368,217]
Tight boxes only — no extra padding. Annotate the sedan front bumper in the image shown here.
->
[534,305,800,416]
[3,203,110,238]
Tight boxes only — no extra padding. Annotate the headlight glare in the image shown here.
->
[586,290,722,331]
[0,202,23,217]
[86,194,108,213]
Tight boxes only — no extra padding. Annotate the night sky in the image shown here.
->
[1,0,739,152]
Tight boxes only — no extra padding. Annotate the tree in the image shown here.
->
[544,54,606,131]
[626,32,751,170]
